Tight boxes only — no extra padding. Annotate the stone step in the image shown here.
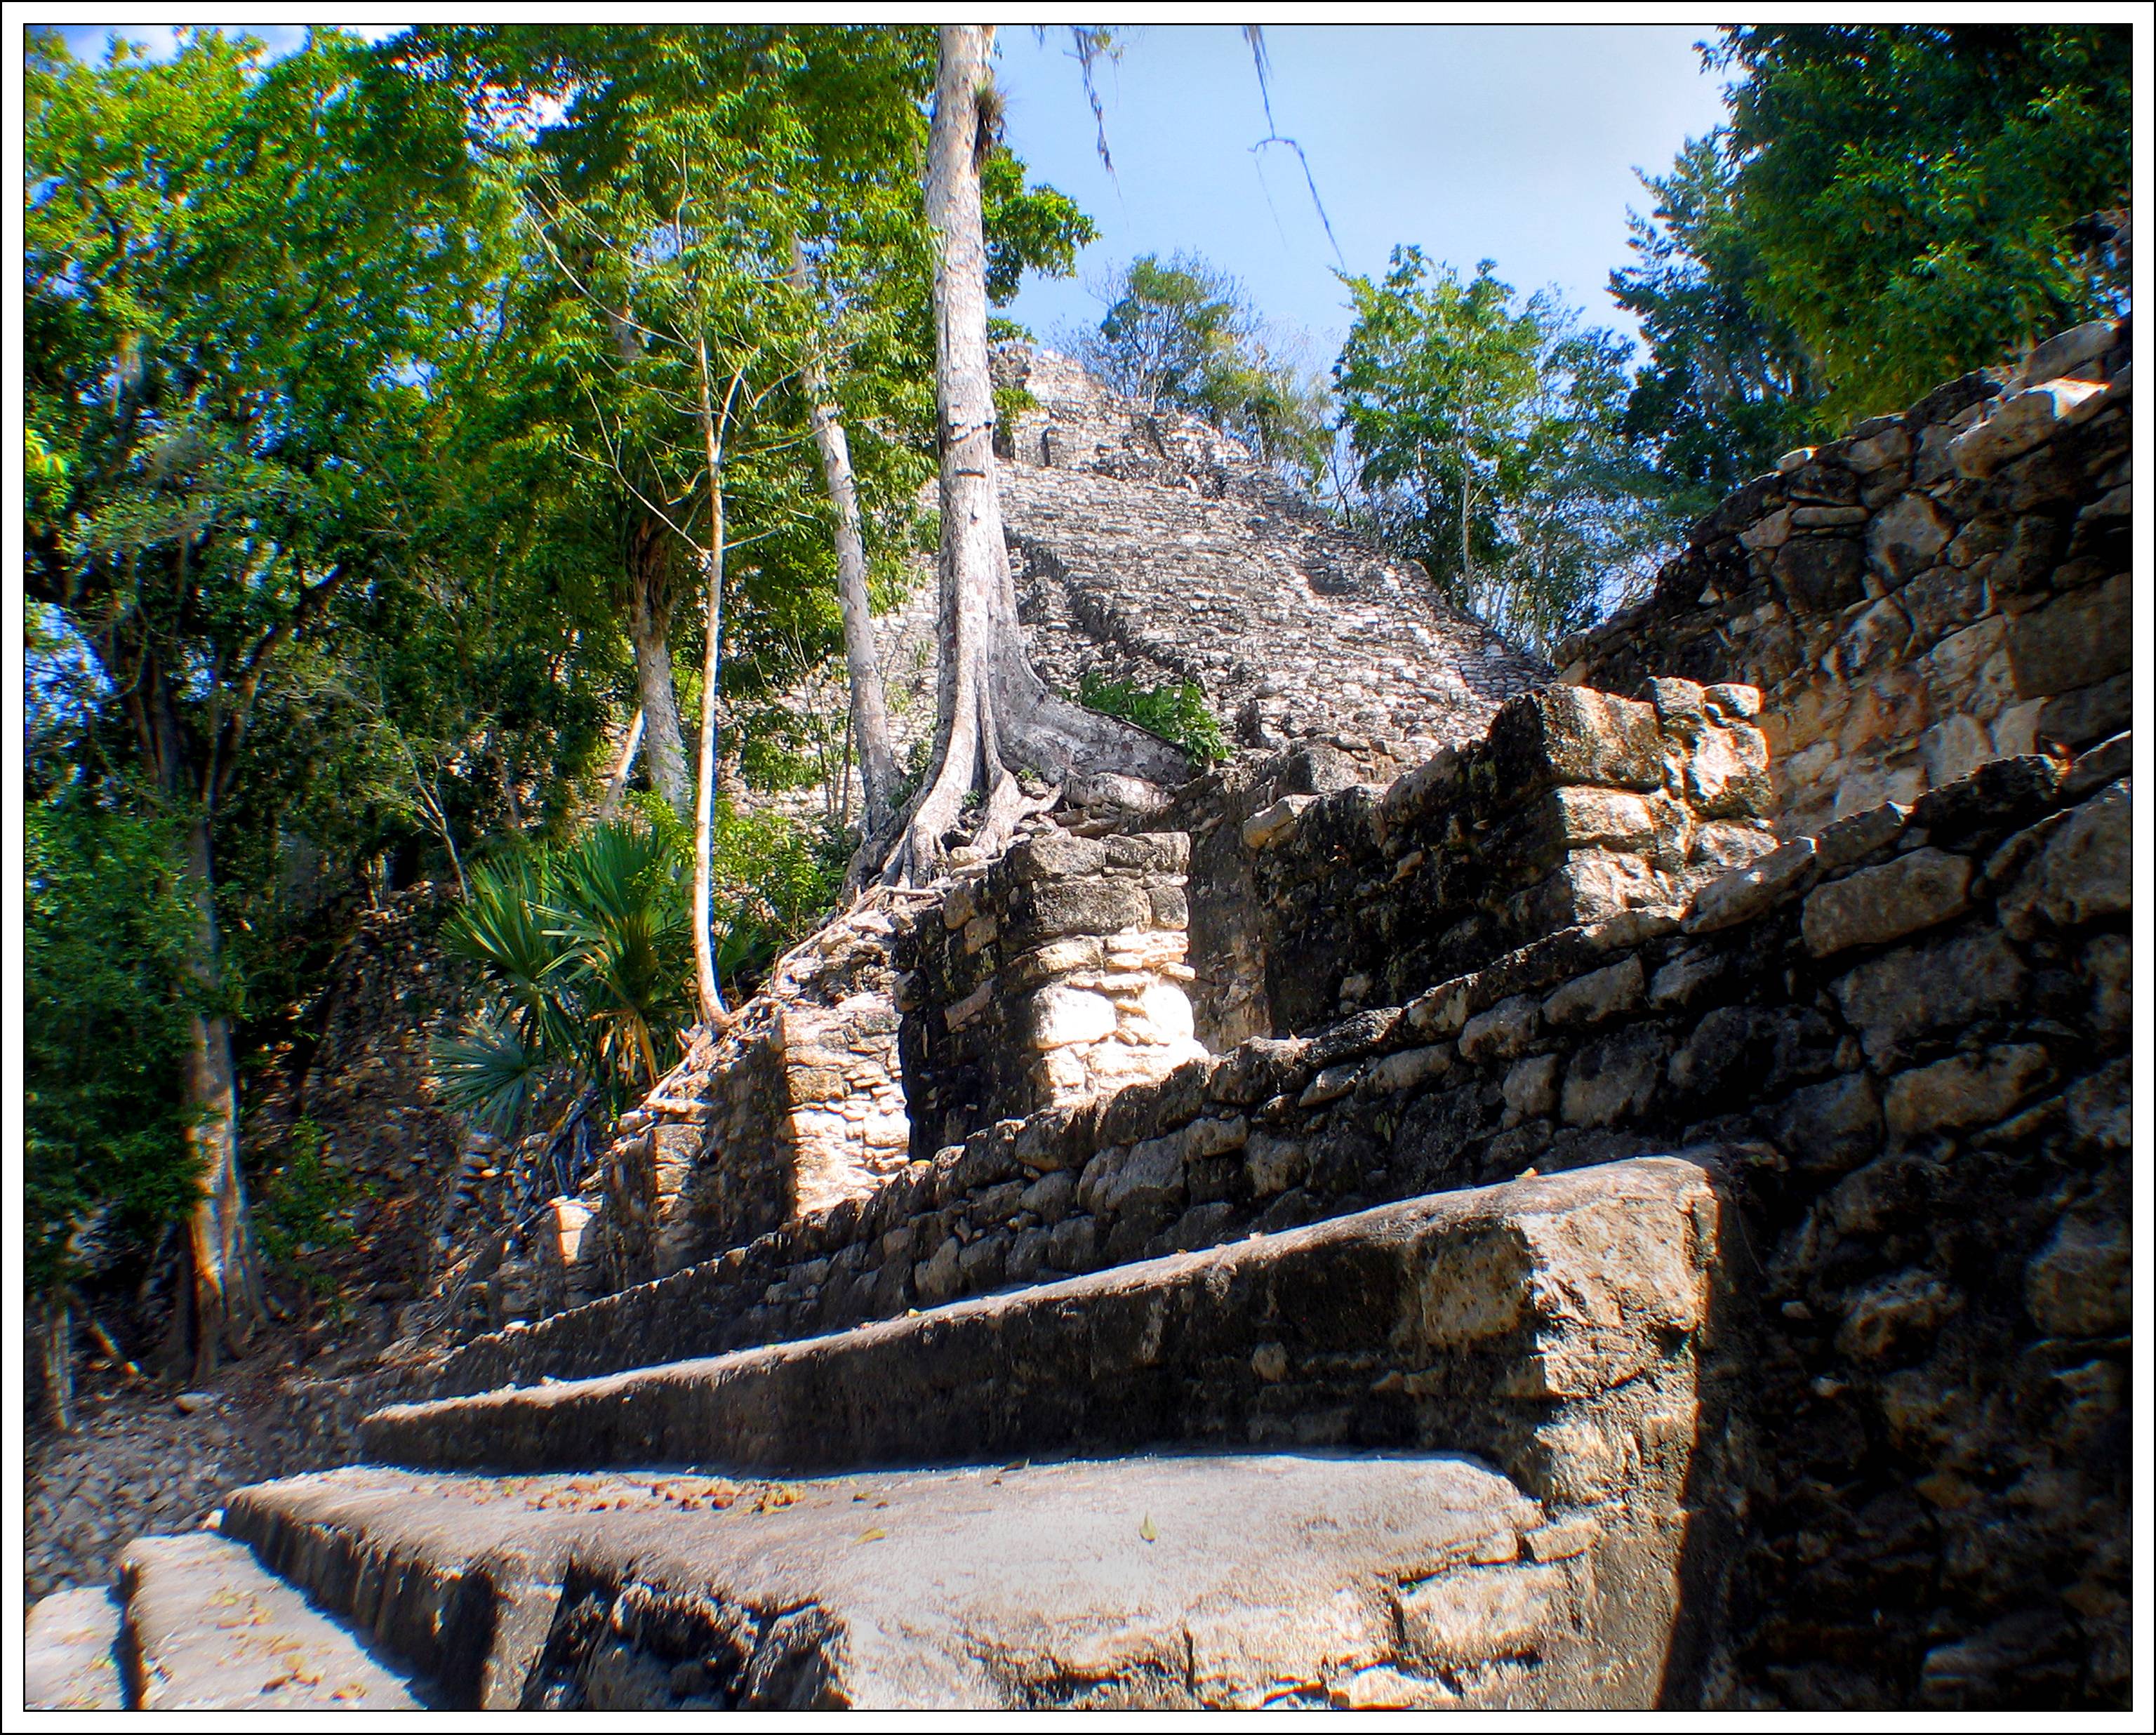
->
[223,1451,1634,1708]
[25,1586,124,1710]
[364,1156,1733,1510]
[114,1531,426,1709]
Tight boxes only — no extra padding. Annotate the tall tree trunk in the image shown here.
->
[894,26,1190,884]
[597,707,646,821]
[42,1290,74,1432]
[177,811,266,1382]
[691,339,737,1028]
[790,236,902,833]
[625,514,693,820]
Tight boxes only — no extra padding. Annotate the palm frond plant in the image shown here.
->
[429,820,696,1135]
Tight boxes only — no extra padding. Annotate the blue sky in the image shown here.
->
[993,25,1734,365]
[48,22,1736,369]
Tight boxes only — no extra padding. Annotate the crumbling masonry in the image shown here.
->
[33,321,2131,1711]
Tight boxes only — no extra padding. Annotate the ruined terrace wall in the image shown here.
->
[1562,318,2131,837]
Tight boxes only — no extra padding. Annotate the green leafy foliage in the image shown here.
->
[1074,252,1331,479]
[1075,674,1227,766]
[433,820,693,1131]
[253,1117,361,1299]
[1334,248,1676,656]
[1618,24,2131,479]
[25,785,203,1294]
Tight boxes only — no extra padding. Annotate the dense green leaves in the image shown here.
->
[25,787,202,1294]
[1335,248,1673,656]
[1617,24,2131,481]
[1074,252,1330,479]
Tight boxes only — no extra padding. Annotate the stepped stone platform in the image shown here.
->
[30,323,2131,1712]
[47,1157,1736,1710]
[220,1454,1614,1709]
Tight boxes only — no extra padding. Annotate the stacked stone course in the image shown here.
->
[893,828,1205,1157]
[1563,318,2131,837]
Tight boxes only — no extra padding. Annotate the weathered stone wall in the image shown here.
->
[425,731,2129,1718]
[1561,318,2131,837]
[893,828,1204,1157]
[994,346,1548,782]
[597,904,912,1287]
[1166,680,1778,1047]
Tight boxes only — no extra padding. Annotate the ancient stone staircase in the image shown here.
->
[29,321,2131,1711]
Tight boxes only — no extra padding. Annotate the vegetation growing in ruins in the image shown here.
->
[1072,251,1331,481]
[1614,23,2131,494]
[22,20,2129,1400]
[1073,673,1228,767]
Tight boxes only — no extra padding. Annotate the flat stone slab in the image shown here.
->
[227,1452,1604,1708]
[363,1157,1725,1505]
[25,1586,124,1709]
[117,1531,422,1710]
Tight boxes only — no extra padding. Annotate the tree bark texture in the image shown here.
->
[691,338,734,1028]
[625,515,694,820]
[896,26,1189,882]
[178,811,267,1381]
[597,707,646,821]
[790,236,903,832]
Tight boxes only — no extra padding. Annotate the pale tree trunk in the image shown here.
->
[691,337,738,1028]
[597,707,646,821]
[893,26,1189,884]
[178,811,266,1383]
[790,235,902,833]
[42,1291,74,1432]
[625,516,693,819]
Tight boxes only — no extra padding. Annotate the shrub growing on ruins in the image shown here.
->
[1074,673,1228,767]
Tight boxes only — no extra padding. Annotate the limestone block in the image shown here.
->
[1775,534,1866,611]
[913,1236,964,1307]
[2025,1212,2130,1337]
[1883,1044,2051,1138]
[1029,985,1117,1050]
[1543,850,1669,926]
[1552,786,1658,849]
[1244,1131,1307,1197]
[2004,573,2131,699]
[1502,1053,1560,1119]
[1773,1072,1883,1175]
[1837,1268,1959,1360]
[1541,955,1644,1029]
[1703,682,1762,721]
[1685,724,1773,817]
[946,979,997,1032]
[1133,980,1197,1046]
[1740,507,1793,551]
[1006,830,1109,882]
[2014,320,2116,387]
[942,882,978,931]
[1833,929,2027,1068]
[1845,423,1911,474]
[1367,1044,1455,1094]
[1242,795,1317,850]
[1812,802,1909,875]
[1045,1210,1098,1272]
[1018,876,1154,942]
[1458,995,1541,1065]
[1397,1564,1562,1668]
[1866,492,1952,584]
[1559,1025,1668,1127]
[1802,848,1974,957]
[1950,378,2105,478]
[1102,1136,1185,1217]
[1998,779,2130,936]
[1684,836,1818,934]
[1488,686,1664,793]
[1644,676,1708,732]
